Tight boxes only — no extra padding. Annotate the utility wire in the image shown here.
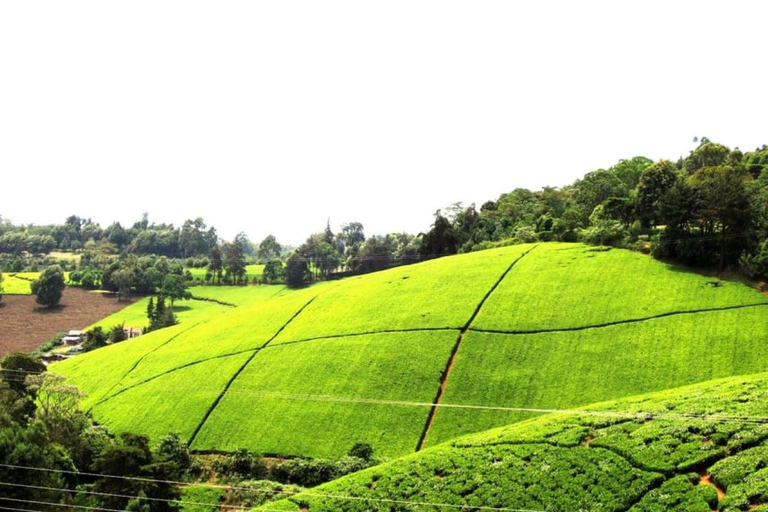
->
[2,372,768,425]
[0,471,550,512]
[0,481,244,510]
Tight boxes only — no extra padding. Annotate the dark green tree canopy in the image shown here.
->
[285,253,311,288]
[31,264,66,308]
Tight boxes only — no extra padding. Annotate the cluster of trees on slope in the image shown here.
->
[281,139,767,287]
[3,138,766,289]
[413,138,768,279]
[0,352,384,511]
[0,353,186,511]
[0,214,219,258]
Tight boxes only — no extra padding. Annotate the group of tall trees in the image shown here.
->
[0,214,219,260]
[0,353,185,511]
[414,139,768,279]
[2,139,766,289]
[284,221,422,288]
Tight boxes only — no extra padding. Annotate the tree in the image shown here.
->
[263,258,285,284]
[82,327,108,352]
[224,242,247,284]
[636,160,679,226]
[315,241,342,278]
[420,211,458,259]
[0,352,45,400]
[161,274,191,308]
[112,266,136,301]
[31,265,66,308]
[258,235,282,262]
[339,222,365,259]
[92,433,181,512]
[109,323,128,343]
[574,170,629,220]
[285,253,311,288]
[689,166,753,271]
[609,156,653,189]
[0,270,3,303]
[208,246,223,284]
[351,236,394,274]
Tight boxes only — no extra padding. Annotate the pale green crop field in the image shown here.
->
[1,271,72,295]
[2,273,33,294]
[53,243,768,459]
[192,331,458,457]
[190,284,285,306]
[85,295,229,332]
[187,264,265,281]
[427,305,768,446]
[472,244,767,332]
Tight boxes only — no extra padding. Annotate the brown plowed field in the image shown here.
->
[0,288,136,357]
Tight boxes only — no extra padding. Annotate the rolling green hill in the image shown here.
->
[254,373,768,512]
[52,243,768,459]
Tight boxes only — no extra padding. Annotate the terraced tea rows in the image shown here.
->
[53,243,768,458]
[256,373,768,512]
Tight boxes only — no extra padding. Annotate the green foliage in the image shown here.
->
[82,326,108,352]
[271,456,372,487]
[285,252,311,288]
[109,323,128,343]
[636,159,679,226]
[348,442,374,461]
[93,432,181,512]
[255,374,768,512]
[31,264,66,307]
[156,432,192,474]
[54,244,768,460]
[161,274,192,306]
[224,241,247,284]
[0,352,46,396]
[263,258,285,284]
[420,210,459,258]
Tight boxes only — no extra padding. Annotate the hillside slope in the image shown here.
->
[256,373,768,512]
[53,243,768,458]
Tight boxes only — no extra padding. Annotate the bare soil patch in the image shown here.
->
[0,288,136,357]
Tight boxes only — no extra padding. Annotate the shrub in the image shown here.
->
[109,323,127,343]
[348,442,374,461]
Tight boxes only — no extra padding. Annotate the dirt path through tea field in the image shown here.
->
[0,288,136,356]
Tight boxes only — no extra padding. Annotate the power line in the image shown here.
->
[0,481,243,510]
[3,370,768,425]
[0,468,551,512]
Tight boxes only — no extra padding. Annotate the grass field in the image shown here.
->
[192,331,458,457]
[427,305,768,446]
[1,271,72,295]
[190,284,285,306]
[52,242,768,459]
[2,273,33,294]
[187,264,265,282]
[255,373,768,512]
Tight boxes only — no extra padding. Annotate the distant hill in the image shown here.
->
[53,243,768,458]
[255,373,768,512]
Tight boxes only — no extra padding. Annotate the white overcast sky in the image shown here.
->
[1,1,766,245]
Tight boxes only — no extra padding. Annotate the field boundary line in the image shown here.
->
[88,349,254,408]
[89,321,204,411]
[417,245,538,451]
[268,326,461,347]
[189,295,237,307]
[187,296,318,446]
[468,302,768,336]
[87,328,460,408]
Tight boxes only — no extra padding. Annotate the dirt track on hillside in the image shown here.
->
[0,288,136,357]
